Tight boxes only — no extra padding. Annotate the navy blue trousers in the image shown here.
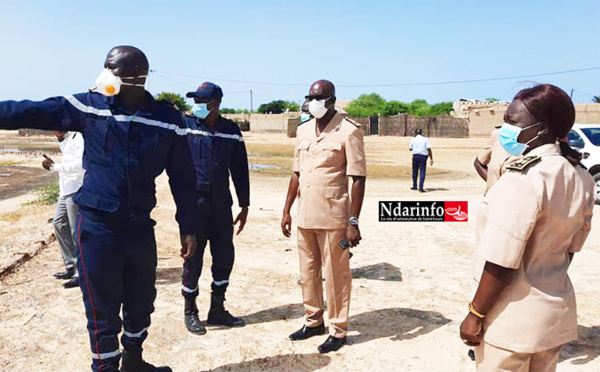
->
[412,154,428,190]
[76,208,157,372]
[182,203,234,299]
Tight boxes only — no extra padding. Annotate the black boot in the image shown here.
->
[184,298,207,335]
[63,276,80,289]
[54,267,75,280]
[207,292,245,327]
[120,350,172,372]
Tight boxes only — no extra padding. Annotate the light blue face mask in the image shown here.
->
[498,122,542,156]
[192,103,211,119]
[300,113,311,122]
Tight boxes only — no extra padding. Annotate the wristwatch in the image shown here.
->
[348,216,359,226]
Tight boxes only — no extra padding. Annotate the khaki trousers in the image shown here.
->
[475,342,561,372]
[297,227,351,338]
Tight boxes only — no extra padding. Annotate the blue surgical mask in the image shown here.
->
[192,103,211,119]
[300,113,311,122]
[498,122,543,156]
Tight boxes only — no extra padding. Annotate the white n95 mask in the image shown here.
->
[93,68,146,96]
[308,98,330,119]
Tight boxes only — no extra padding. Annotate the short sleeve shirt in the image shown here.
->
[473,143,595,353]
[293,112,366,229]
[409,135,430,156]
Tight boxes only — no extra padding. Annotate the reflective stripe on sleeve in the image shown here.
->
[65,95,244,141]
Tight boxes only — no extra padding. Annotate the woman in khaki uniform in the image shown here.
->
[460,84,595,371]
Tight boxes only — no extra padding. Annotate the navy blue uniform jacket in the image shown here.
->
[185,115,249,211]
[0,92,197,234]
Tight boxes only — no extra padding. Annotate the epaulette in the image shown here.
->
[506,155,541,172]
[344,117,361,127]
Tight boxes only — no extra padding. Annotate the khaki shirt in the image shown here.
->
[477,128,518,194]
[293,112,366,229]
[473,143,595,353]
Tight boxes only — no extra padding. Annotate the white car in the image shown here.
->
[567,123,600,203]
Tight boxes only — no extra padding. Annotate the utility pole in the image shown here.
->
[250,89,253,113]
[148,69,153,93]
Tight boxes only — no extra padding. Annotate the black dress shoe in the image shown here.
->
[54,267,75,280]
[289,324,326,341]
[318,335,347,353]
[410,187,418,190]
[63,276,80,289]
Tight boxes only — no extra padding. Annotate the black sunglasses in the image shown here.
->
[304,95,332,101]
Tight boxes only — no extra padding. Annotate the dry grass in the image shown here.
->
[0,210,25,223]
[244,134,489,179]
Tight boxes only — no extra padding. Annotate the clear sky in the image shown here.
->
[0,0,598,110]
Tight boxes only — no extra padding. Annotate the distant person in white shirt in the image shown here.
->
[42,131,85,289]
[408,128,433,192]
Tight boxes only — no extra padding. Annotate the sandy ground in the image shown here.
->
[0,133,599,371]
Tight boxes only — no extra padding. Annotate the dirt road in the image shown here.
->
[0,134,599,371]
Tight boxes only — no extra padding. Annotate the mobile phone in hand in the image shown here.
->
[339,238,349,249]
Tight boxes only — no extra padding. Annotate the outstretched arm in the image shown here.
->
[0,95,84,132]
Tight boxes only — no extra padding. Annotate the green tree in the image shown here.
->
[408,99,429,116]
[381,100,409,116]
[427,102,453,116]
[593,96,600,103]
[486,97,500,102]
[285,101,300,112]
[257,100,299,114]
[155,92,191,112]
[221,108,251,114]
[345,93,386,117]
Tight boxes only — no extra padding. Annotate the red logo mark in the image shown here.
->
[444,201,468,222]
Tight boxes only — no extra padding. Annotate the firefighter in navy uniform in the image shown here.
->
[0,46,197,372]
[181,82,250,334]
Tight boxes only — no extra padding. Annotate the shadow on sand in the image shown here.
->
[352,262,402,281]
[560,325,600,365]
[348,307,450,345]
[201,353,330,372]
[244,303,450,347]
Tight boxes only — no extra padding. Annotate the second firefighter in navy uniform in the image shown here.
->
[181,82,250,334]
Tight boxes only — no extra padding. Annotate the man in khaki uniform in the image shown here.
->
[281,80,366,354]
[474,127,517,194]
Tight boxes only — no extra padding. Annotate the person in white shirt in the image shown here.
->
[408,128,433,192]
[42,131,85,288]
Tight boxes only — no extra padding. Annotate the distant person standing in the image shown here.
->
[409,128,433,192]
[300,100,311,122]
[42,131,85,289]
[473,127,517,195]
